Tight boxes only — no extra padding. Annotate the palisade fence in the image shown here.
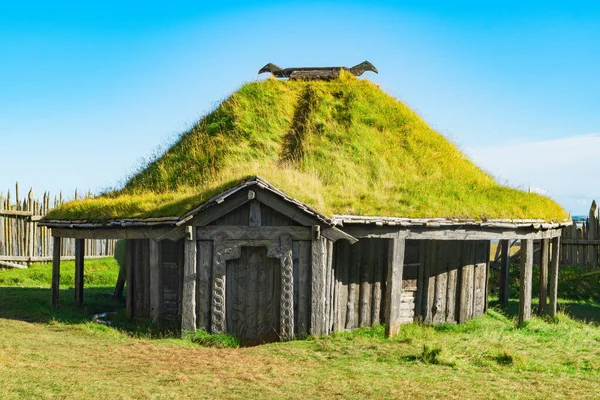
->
[561,200,600,267]
[0,183,116,269]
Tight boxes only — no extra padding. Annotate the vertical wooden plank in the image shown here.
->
[74,239,84,306]
[323,239,331,334]
[432,241,448,324]
[414,240,425,321]
[590,201,598,266]
[445,241,458,323]
[126,240,134,318]
[424,241,437,323]
[548,236,560,317]
[345,241,360,329]
[248,200,261,227]
[297,241,311,336]
[310,237,327,336]
[519,239,534,324]
[197,240,213,331]
[385,238,405,337]
[538,238,549,315]
[472,241,487,318]
[142,240,151,317]
[182,227,197,332]
[484,240,491,312]
[371,239,384,326]
[51,236,61,308]
[327,240,335,334]
[458,241,474,324]
[134,241,144,317]
[0,193,5,256]
[149,239,162,325]
[499,240,510,308]
[359,240,372,327]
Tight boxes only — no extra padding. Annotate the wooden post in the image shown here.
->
[311,238,327,336]
[519,239,533,324]
[125,240,134,319]
[385,238,405,338]
[51,236,61,308]
[499,240,510,308]
[589,201,597,266]
[74,239,85,305]
[458,241,475,324]
[149,239,162,326]
[182,226,197,333]
[548,236,560,317]
[538,238,549,315]
[0,193,5,256]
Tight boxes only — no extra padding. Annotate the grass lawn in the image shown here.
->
[1,259,600,399]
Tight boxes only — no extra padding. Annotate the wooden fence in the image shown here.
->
[561,200,600,266]
[0,183,116,269]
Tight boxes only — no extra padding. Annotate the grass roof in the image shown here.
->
[46,72,569,223]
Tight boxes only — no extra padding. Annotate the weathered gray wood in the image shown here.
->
[519,239,533,324]
[548,236,560,317]
[344,226,563,241]
[74,239,84,305]
[149,239,162,325]
[425,242,436,323]
[133,241,144,318]
[327,240,335,334]
[195,226,312,241]
[0,260,28,269]
[51,236,61,309]
[182,228,197,332]
[0,194,5,256]
[323,240,332,334]
[432,242,448,324]
[458,241,474,323]
[499,240,510,307]
[297,241,310,336]
[51,227,174,240]
[248,200,261,227]
[414,240,425,321]
[385,238,405,337]
[187,190,252,227]
[359,240,372,327]
[125,240,134,319]
[472,241,487,318]
[345,242,360,329]
[311,238,327,336]
[197,241,212,331]
[538,238,549,315]
[371,239,384,325]
[445,242,458,323]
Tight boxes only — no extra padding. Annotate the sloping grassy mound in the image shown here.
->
[46,73,568,222]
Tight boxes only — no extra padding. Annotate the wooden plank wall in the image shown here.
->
[416,240,490,324]
[561,200,599,266]
[0,183,116,267]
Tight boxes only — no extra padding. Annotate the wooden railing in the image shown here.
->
[0,183,116,269]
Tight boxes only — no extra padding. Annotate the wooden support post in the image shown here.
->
[311,238,327,336]
[126,240,134,319]
[458,241,475,324]
[538,238,549,315]
[385,238,405,337]
[519,239,533,324]
[149,239,162,326]
[74,239,84,305]
[51,236,61,308]
[0,193,5,256]
[548,236,560,317]
[182,226,197,333]
[499,240,510,308]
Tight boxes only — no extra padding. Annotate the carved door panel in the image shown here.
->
[226,246,281,345]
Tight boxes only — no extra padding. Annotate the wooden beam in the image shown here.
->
[181,227,197,333]
[519,239,534,324]
[548,236,560,318]
[186,190,251,227]
[344,226,562,241]
[51,236,61,309]
[385,238,405,337]
[125,240,134,319]
[149,240,162,326]
[74,239,84,306]
[538,238,549,315]
[51,227,173,240]
[195,226,311,241]
[499,240,510,308]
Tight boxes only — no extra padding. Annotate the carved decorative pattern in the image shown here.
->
[211,235,295,341]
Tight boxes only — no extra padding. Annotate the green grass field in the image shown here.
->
[1,259,600,399]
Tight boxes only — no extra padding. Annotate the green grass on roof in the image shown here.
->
[46,72,568,222]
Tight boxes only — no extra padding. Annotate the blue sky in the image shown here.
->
[1,1,599,215]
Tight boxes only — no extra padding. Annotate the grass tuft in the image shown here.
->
[186,330,240,348]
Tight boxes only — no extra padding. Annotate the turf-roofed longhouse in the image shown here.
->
[40,67,571,345]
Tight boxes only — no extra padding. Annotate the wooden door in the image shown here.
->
[226,246,281,345]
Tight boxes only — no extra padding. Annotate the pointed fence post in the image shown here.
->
[519,239,533,324]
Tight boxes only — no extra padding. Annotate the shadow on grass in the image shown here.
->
[0,286,176,337]
[488,298,600,325]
